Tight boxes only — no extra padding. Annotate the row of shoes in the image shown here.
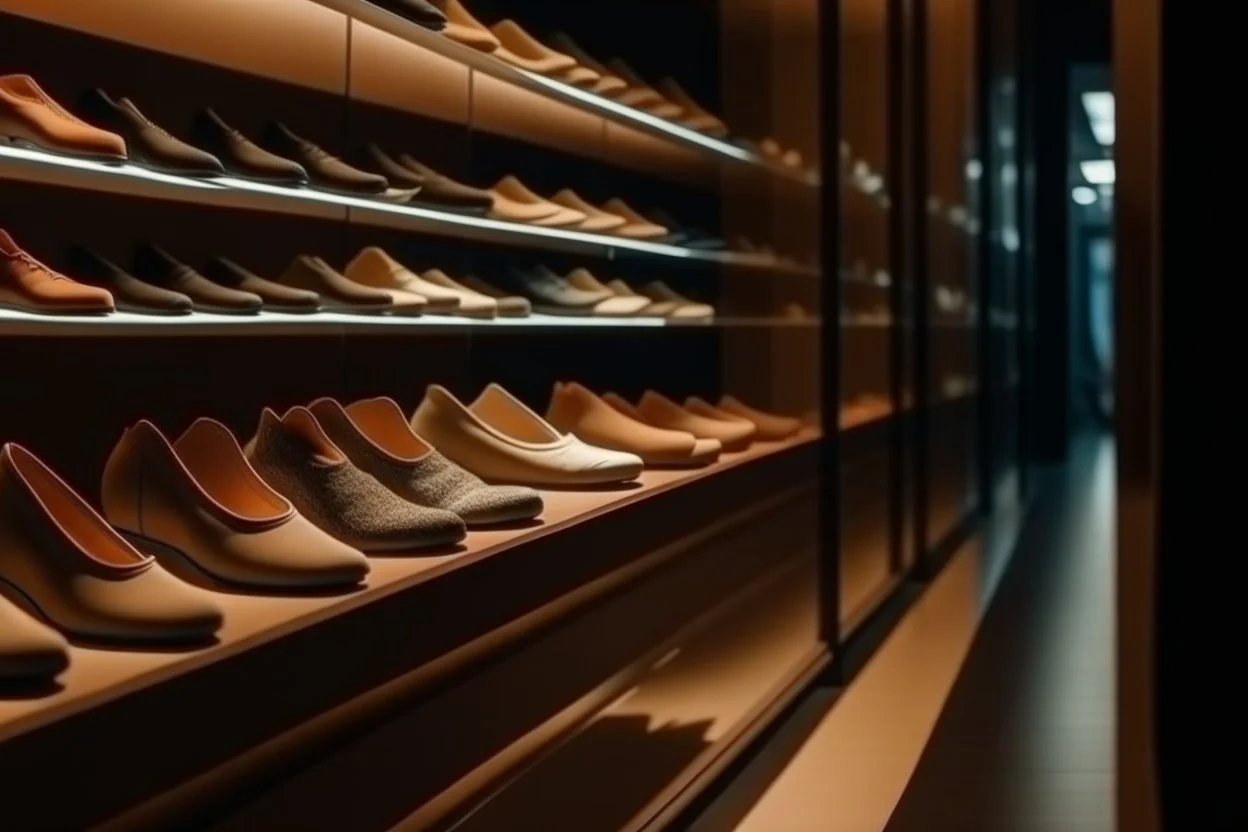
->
[377,1,731,136]
[0,384,804,680]
[0,75,728,248]
[0,229,716,320]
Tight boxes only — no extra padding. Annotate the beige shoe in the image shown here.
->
[605,59,683,117]
[102,420,370,589]
[718,395,805,440]
[545,34,630,96]
[600,393,723,461]
[431,0,500,52]
[456,275,532,317]
[605,279,675,317]
[654,78,729,137]
[277,255,404,316]
[411,384,644,486]
[490,176,585,226]
[550,190,627,232]
[639,281,715,321]
[685,397,762,436]
[547,382,719,467]
[344,247,460,315]
[0,443,223,644]
[632,391,757,451]
[566,269,650,316]
[602,199,669,239]
[420,269,498,318]
[489,20,577,74]
[0,594,69,681]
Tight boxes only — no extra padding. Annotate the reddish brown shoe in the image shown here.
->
[0,74,126,162]
[0,229,115,315]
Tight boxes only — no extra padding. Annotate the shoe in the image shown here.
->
[645,209,725,249]
[276,255,402,316]
[653,79,729,137]
[0,229,115,315]
[602,199,669,239]
[638,281,715,322]
[0,594,69,681]
[246,407,467,552]
[261,123,387,195]
[411,384,643,486]
[546,382,719,467]
[550,190,627,232]
[78,90,224,176]
[0,443,223,644]
[203,257,321,313]
[455,275,532,317]
[344,247,458,315]
[684,397,762,436]
[68,246,193,316]
[430,0,500,51]
[0,74,126,161]
[604,60,684,117]
[373,0,447,30]
[190,108,307,185]
[362,145,494,212]
[133,242,262,314]
[419,269,497,318]
[545,34,630,96]
[605,279,676,317]
[489,20,577,74]
[565,269,649,316]
[102,420,370,589]
[629,391,756,450]
[489,176,581,225]
[510,265,610,316]
[717,395,805,440]
[310,398,543,526]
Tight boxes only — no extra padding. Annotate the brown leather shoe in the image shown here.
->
[0,593,69,681]
[0,443,223,644]
[0,74,126,161]
[0,229,115,315]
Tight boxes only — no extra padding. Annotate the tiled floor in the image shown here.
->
[726,436,1114,832]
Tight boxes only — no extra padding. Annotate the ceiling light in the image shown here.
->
[1072,186,1098,205]
[1080,159,1115,184]
[1081,91,1115,146]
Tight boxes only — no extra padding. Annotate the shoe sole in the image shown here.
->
[119,530,366,590]
[0,300,113,316]
[0,134,126,165]
[0,576,70,679]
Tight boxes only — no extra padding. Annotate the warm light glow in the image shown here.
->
[1072,185,1098,205]
[1080,159,1116,184]
[0,144,220,188]
[1081,91,1115,146]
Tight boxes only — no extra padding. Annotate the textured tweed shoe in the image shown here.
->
[310,397,544,526]
[246,407,466,552]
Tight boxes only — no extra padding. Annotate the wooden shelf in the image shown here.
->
[0,435,818,830]
[310,0,820,189]
[0,145,814,274]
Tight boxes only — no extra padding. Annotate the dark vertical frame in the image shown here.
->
[909,0,933,577]
[818,0,844,652]
[974,0,995,517]
[887,0,911,577]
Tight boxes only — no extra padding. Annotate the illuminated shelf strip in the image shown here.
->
[310,0,819,188]
[0,146,812,274]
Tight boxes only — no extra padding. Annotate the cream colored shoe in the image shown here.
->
[639,281,715,321]
[345,247,461,315]
[432,0,500,52]
[605,59,684,117]
[411,384,643,486]
[605,279,675,317]
[567,269,650,316]
[602,199,669,239]
[490,176,585,226]
[489,20,577,74]
[551,189,628,232]
[457,275,532,317]
[548,382,718,467]
[420,269,498,318]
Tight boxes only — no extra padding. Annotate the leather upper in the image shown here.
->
[344,247,459,314]
[0,74,126,160]
[457,275,532,317]
[551,190,627,232]
[411,384,643,486]
[718,395,805,440]
[419,269,498,318]
[490,20,577,74]
[191,108,308,185]
[635,391,756,449]
[511,265,612,312]
[133,243,262,313]
[566,269,649,316]
[204,257,321,312]
[0,593,69,681]
[0,442,222,643]
[69,246,192,314]
[262,123,388,195]
[277,255,397,314]
[78,89,224,175]
[431,0,501,51]
[0,229,115,313]
[390,150,495,211]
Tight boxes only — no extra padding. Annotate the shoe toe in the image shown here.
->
[449,486,544,525]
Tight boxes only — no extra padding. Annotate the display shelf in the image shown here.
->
[308,0,819,189]
[0,145,811,273]
[0,435,817,830]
